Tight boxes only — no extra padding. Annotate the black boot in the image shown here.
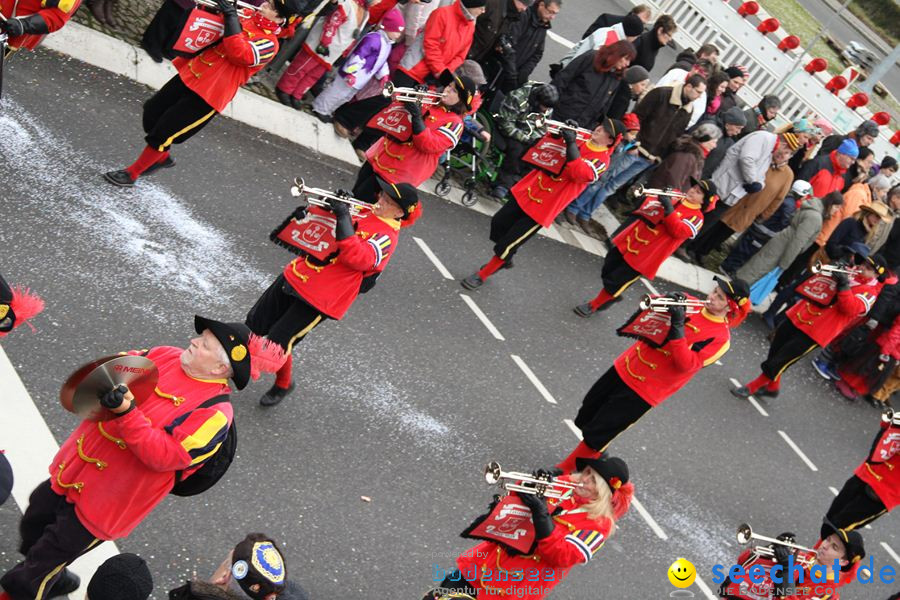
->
[104,170,136,187]
[260,382,295,407]
[48,569,81,598]
[142,156,176,176]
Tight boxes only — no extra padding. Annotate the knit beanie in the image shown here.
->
[86,554,153,600]
[837,138,859,158]
[461,0,487,7]
[624,65,650,84]
[621,13,644,37]
[380,7,404,33]
[722,106,747,126]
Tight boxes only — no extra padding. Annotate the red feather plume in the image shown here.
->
[247,333,287,380]
[0,287,45,337]
[611,481,635,521]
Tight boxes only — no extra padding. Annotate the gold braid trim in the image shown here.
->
[98,422,127,449]
[636,346,658,369]
[154,386,185,407]
[56,462,84,492]
[624,355,646,381]
[290,260,310,283]
[76,435,107,470]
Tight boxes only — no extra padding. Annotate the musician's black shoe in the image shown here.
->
[48,569,80,598]
[756,387,779,399]
[573,303,595,318]
[461,274,484,290]
[730,385,752,399]
[104,169,136,187]
[260,382,295,407]
[143,156,176,177]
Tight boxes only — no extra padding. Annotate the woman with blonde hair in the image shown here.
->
[424,456,634,600]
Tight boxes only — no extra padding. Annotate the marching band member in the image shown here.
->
[351,74,475,203]
[0,273,44,338]
[425,455,634,600]
[459,118,623,291]
[732,254,887,400]
[824,412,900,534]
[103,0,304,187]
[0,316,284,600]
[0,0,78,55]
[558,278,750,472]
[720,524,865,600]
[247,178,420,406]
[573,178,718,317]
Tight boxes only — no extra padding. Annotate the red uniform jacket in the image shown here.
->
[366,105,463,186]
[613,198,704,279]
[855,420,900,510]
[456,491,613,600]
[2,0,79,50]
[398,1,474,84]
[787,279,879,347]
[174,13,281,112]
[615,308,731,406]
[49,346,232,540]
[282,212,401,319]
[877,317,900,359]
[512,142,611,228]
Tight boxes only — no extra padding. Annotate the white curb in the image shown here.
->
[43,21,724,295]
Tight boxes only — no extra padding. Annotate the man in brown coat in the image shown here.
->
[690,136,797,264]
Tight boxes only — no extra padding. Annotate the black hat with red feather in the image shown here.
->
[0,273,45,338]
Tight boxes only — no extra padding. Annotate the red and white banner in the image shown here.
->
[795,273,837,307]
[522,133,567,176]
[367,103,413,141]
[174,8,226,54]
[870,427,900,464]
[270,206,338,262]
[461,495,537,555]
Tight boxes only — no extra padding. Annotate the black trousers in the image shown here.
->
[720,226,771,274]
[245,274,327,352]
[686,201,728,252]
[691,220,736,260]
[494,137,529,189]
[140,0,191,61]
[574,367,653,451]
[422,572,479,600]
[143,75,218,151]
[489,200,541,261]
[761,320,819,380]
[351,160,382,204]
[600,246,641,297]
[334,71,418,153]
[825,474,888,532]
[0,480,101,600]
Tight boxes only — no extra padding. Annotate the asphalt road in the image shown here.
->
[1,48,899,600]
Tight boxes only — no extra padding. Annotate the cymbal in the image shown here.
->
[59,355,159,421]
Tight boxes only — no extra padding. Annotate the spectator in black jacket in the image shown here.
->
[550,39,636,128]
[468,0,531,63]
[582,3,651,39]
[740,94,781,138]
[482,0,559,93]
[716,65,748,114]
[699,106,746,178]
[817,119,879,157]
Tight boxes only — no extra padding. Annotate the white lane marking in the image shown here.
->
[730,377,769,417]
[778,430,818,472]
[641,277,660,296]
[0,345,120,598]
[829,486,839,495]
[510,355,557,405]
[548,30,575,49]
[714,360,723,366]
[881,542,900,565]
[694,574,718,600]
[459,294,505,341]
[413,236,454,280]
[561,418,668,540]
[631,497,669,540]
[563,418,582,439]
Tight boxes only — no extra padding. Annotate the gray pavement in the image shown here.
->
[1,48,899,600]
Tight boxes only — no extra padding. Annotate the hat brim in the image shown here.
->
[194,316,251,390]
[860,205,892,222]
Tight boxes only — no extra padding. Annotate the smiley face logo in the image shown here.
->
[668,558,696,588]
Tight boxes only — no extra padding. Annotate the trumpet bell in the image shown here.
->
[484,461,502,485]
[736,523,752,545]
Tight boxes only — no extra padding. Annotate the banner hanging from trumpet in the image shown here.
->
[794,272,838,307]
[629,186,687,226]
[460,495,539,555]
[174,8,226,54]
[616,295,705,347]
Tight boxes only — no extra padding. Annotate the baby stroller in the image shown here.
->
[434,110,505,207]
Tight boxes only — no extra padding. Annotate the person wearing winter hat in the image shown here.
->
[817,119,880,158]
[311,7,405,120]
[717,64,747,114]
[428,456,635,600]
[248,177,419,406]
[0,317,285,600]
[0,273,44,339]
[169,533,309,600]
[104,0,306,188]
[700,105,746,178]
[740,94,781,137]
[562,277,746,471]
[86,554,153,600]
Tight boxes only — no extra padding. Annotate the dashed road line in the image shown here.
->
[459,293,505,341]
[778,430,818,472]
[694,574,718,600]
[730,377,769,417]
[641,277,660,296]
[511,354,557,405]
[881,542,900,565]
[413,236,454,280]
[563,418,582,439]
[547,30,575,49]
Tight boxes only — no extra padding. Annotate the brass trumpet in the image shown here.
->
[639,294,707,314]
[484,461,582,499]
[381,82,443,106]
[883,407,900,426]
[632,184,688,199]
[811,262,857,276]
[736,523,817,568]
[290,177,376,217]
[193,0,266,18]
[533,116,592,142]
